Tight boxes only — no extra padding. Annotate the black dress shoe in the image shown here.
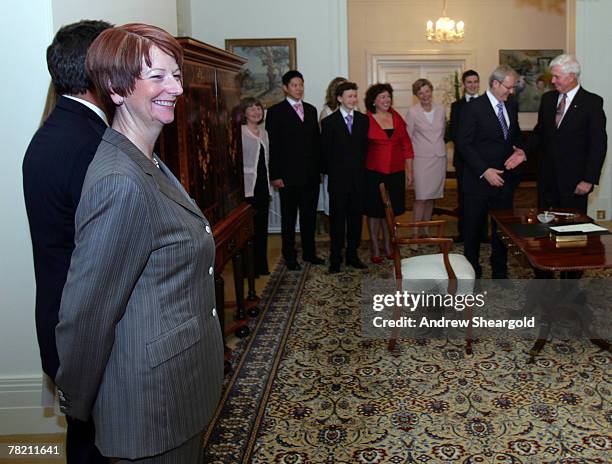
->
[304,256,325,265]
[346,257,367,269]
[329,263,341,274]
[285,260,302,271]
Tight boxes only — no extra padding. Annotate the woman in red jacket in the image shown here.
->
[364,83,414,263]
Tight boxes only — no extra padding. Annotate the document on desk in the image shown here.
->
[549,223,609,234]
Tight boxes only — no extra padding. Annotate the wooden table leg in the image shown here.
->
[244,237,260,317]
[215,273,232,374]
[232,249,250,338]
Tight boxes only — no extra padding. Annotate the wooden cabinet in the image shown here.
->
[158,37,257,348]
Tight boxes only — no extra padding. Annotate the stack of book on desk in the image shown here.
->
[549,223,609,247]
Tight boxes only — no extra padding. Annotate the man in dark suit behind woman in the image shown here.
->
[22,19,112,464]
[321,81,369,273]
[529,54,607,214]
[457,65,527,279]
[266,70,323,270]
[449,69,480,242]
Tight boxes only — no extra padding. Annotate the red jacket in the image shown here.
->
[366,108,414,173]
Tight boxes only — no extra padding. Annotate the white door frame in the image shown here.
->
[367,49,478,86]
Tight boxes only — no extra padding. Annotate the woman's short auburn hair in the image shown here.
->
[412,78,433,96]
[86,23,183,100]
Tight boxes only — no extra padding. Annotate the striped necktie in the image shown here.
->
[555,93,567,127]
[294,102,304,121]
[496,102,509,141]
[345,114,353,134]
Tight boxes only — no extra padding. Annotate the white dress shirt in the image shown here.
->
[556,84,580,125]
[339,106,354,129]
[63,94,109,126]
[486,89,509,128]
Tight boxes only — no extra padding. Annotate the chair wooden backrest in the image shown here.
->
[379,182,457,295]
[379,183,476,353]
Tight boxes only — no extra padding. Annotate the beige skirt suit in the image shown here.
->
[406,102,447,200]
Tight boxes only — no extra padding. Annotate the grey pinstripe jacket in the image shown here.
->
[55,128,224,459]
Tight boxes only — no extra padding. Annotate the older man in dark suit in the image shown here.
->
[530,54,607,214]
[22,19,112,464]
[457,65,527,279]
[266,70,323,270]
[321,81,369,273]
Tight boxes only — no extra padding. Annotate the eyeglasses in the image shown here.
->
[497,81,516,92]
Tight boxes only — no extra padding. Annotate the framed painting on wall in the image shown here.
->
[225,38,297,108]
[499,49,563,112]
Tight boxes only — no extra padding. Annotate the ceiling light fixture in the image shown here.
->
[426,0,465,43]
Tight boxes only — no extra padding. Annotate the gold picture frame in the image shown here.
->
[225,38,297,108]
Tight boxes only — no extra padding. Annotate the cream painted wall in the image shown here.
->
[576,0,611,218]
[348,0,566,129]
[185,0,348,112]
[1,0,51,378]
[1,0,179,435]
[52,0,177,34]
[0,0,59,435]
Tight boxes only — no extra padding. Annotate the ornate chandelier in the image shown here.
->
[426,0,465,43]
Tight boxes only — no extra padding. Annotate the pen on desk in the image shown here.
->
[545,211,576,216]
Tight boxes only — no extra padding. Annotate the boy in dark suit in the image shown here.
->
[266,70,323,270]
[22,19,112,464]
[321,82,369,273]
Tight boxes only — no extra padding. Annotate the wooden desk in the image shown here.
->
[490,209,612,272]
[490,208,611,361]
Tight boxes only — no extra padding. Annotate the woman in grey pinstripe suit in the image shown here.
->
[54,24,224,463]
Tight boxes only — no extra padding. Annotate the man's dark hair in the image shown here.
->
[364,83,393,113]
[282,70,304,86]
[46,20,112,95]
[462,69,479,83]
[335,81,358,98]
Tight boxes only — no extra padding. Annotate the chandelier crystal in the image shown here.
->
[426,0,465,43]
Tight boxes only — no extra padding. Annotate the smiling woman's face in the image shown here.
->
[374,91,392,112]
[245,104,263,125]
[116,45,183,127]
[416,85,433,106]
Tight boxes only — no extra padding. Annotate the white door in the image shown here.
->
[377,60,464,118]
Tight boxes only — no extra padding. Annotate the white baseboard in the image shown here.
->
[0,376,66,435]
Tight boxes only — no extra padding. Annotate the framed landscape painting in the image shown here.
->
[499,49,563,112]
[225,38,297,108]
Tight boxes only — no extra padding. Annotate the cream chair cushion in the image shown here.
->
[400,253,475,294]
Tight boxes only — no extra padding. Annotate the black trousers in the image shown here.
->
[329,189,363,264]
[455,162,465,239]
[457,164,488,241]
[246,188,270,276]
[539,181,589,214]
[66,416,107,463]
[464,188,514,279]
[278,184,319,261]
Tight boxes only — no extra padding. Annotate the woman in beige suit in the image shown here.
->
[406,78,447,234]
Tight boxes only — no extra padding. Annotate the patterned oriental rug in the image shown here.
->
[202,244,611,463]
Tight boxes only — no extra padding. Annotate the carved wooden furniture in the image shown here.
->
[157,37,258,348]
